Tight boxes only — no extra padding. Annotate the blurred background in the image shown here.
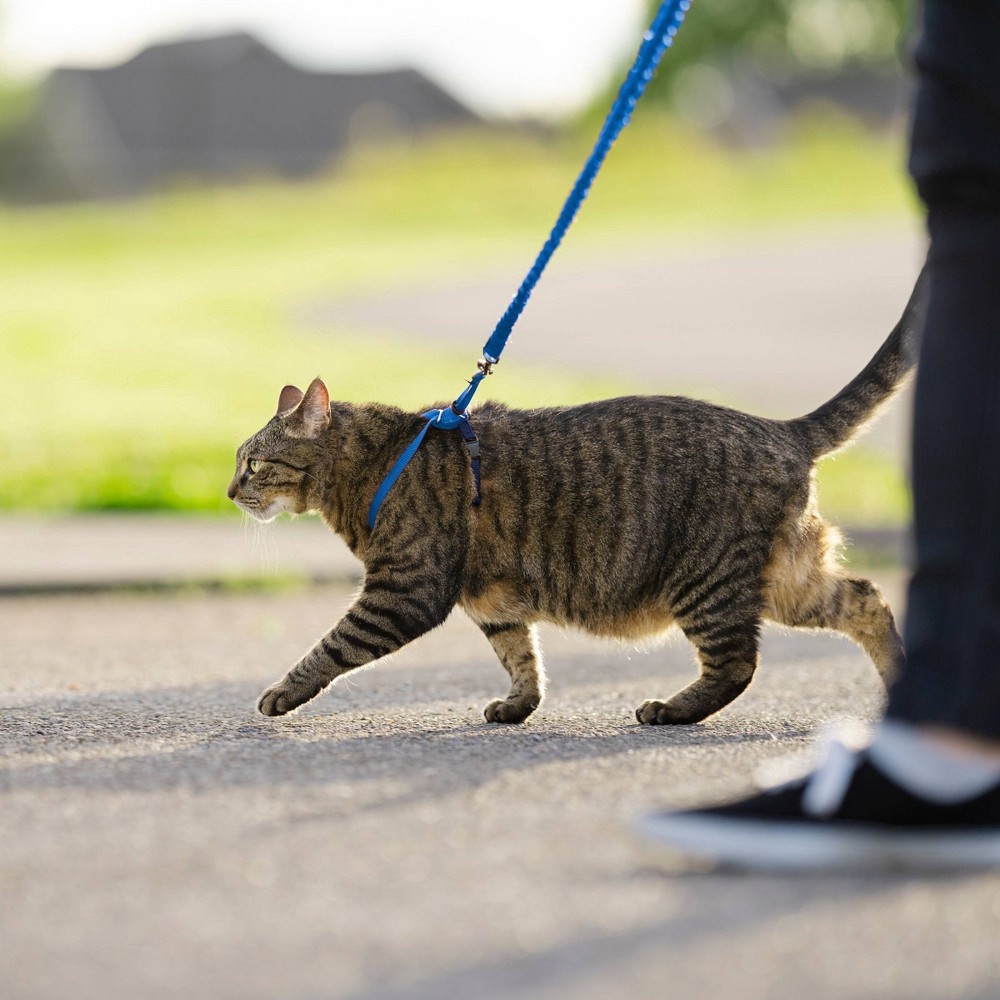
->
[0,0,925,551]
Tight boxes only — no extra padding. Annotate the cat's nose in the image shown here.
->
[226,480,238,500]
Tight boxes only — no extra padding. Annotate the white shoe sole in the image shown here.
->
[636,812,1000,873]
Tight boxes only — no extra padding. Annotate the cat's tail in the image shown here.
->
[790,266,928,459]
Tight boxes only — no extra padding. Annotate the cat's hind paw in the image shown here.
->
[636,699,702,726]
[256,676,322,717]
[484,697,538,724]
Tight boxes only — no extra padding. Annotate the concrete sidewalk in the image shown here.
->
[0,515,361,593]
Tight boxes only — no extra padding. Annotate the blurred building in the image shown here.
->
[2,32,480,200]
[673,60,909,145]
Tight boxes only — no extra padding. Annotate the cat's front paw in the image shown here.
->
[484,697,538,724]
[256,676,322,717]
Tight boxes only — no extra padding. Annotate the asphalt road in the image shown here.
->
[4,573,1000,1000]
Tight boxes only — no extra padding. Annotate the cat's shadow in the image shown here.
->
[1,680,817,812]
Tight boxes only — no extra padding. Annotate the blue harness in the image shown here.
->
[367,0,691,530]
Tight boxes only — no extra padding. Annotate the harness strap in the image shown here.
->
[367,406,482,529]
[367,419,434,528]
[456,414,482,507]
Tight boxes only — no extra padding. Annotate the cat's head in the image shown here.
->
[227,378,330,522]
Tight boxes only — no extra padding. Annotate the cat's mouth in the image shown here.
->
[235,497,285,523]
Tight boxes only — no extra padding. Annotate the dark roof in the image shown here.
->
[122,32,270,72]
[15,32,480,198]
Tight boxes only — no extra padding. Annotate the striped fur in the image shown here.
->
[230,273,925,725]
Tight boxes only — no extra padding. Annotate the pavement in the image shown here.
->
[5,573,999,1000]
[8,225,996,1000]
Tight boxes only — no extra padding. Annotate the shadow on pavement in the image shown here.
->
[1,680,816,809]
[341,870,957,1000]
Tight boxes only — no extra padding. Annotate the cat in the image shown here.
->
[228,271,925,726]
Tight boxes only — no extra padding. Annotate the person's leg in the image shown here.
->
[637,0,1000,869]
[888,45,1000,745]
[881,218,1000,768]
[873,0,1000,768]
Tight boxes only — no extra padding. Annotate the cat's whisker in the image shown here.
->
[256,521,271,570]
[246,508,279,572]
[250,517,265,562]
[263,519,278,572]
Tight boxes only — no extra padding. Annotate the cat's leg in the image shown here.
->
[637,615,761,725]
[256,580,454,716]
[480,622,545,723]
[763,511,903,685]
[771,574,903,687]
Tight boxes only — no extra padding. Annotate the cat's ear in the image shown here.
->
[276,384,304,415]
[295,377,331,437]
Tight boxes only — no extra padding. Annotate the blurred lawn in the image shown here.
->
[0,113,914,524]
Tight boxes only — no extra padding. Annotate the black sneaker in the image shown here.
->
[637,742,1000,872]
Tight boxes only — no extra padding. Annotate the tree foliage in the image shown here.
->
[0,78,34,134]
[0,4,36,138]
[645,0,912,95]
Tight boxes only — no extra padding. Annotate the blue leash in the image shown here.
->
[368,0,691,530]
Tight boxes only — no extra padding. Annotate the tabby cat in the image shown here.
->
[229,272,925,725]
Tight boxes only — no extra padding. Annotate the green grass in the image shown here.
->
[815,448,911,531]
[0,113,915,523]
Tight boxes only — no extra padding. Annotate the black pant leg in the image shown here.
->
[887,211,1000,737]
[886,0,1000,737]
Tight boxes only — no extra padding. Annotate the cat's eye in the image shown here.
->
[247,458,261,474]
